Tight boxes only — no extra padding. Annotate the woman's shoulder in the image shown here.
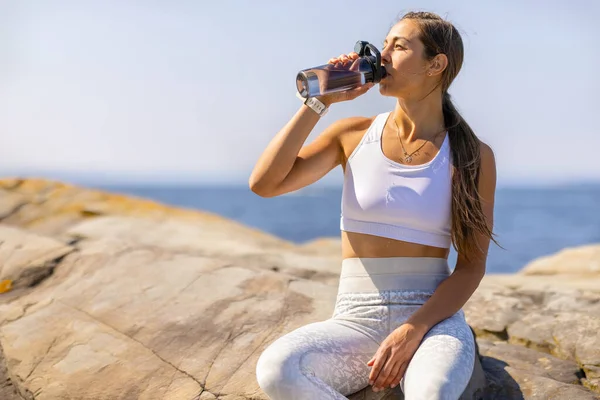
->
[333,114,380,166]
[471,140,496,192]
[329,115,377,135]
[479,141,495,167]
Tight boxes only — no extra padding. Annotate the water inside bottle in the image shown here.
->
[296,65,367,98]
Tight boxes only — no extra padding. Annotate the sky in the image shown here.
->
[1,0,599,187]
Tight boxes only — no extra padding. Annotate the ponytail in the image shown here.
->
[400,11,499,258]
[443,92,498,258]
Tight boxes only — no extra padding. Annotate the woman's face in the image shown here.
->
[378,19,432,98]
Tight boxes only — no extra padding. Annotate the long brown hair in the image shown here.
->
[400,11,498,258]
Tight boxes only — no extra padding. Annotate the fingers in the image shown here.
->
[328,56,341,67]
[385,360,404,389]
[368,351,387,385]
[328,52,358,67]
[346,82,374,100]
[334,82,373,103]
[390,362,408,389]
[372,359,399,392]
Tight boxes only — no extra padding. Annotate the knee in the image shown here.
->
[255,347,282,396]
[403,377,462,400]
[255,343,300,398]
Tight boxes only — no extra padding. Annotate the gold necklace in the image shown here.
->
[392,117,445,164]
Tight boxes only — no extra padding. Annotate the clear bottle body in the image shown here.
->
[296,58,373,98]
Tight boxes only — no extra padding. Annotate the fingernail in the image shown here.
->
[391,383,396,388]
[369,380,373,385]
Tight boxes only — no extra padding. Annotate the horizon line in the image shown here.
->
[2,172,600,191]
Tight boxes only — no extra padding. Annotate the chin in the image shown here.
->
[378,82,398,98]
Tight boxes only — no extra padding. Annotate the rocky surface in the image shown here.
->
[0,178,599,399]
[519,244,600,276]
[0,225,74,290]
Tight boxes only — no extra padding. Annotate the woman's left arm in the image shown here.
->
[405,141,497,335]
[367,142,497,392]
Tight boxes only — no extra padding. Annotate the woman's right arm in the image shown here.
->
[249,104,355,197]
[249,52,373,197]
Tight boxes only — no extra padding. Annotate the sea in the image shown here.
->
[95,184,600,275]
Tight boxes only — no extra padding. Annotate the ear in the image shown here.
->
[428,54,448,76]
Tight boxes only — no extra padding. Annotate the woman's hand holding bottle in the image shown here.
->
[317,52,375,106]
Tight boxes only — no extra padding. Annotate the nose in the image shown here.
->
[380,45,391,66]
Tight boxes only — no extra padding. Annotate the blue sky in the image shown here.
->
[1,0,599,187]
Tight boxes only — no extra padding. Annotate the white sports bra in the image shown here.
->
[340,112,453,249]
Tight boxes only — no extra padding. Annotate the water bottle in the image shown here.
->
[296,41,387,99]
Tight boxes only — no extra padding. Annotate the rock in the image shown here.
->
[300,237,342,257]
[583,366,600,392]
[0,234,336,399]
[510,371,599,400]
[507,312,560,354]
[554,314,600,386]
[480,243,600,295]
[0,346,21,400]
[481,360,599,400]
[463,282,534,340]
[2,301,202,400]
[483,273,600,294]
[0,190,27,220]
[0,230,484,399]
[0,179,288,247]
[1,178,600,399]
[541,290,600,314]
[0,280,12,294]
[506,311,600,380]
[483,273,600,293]
[67,215,285,256]
[477,339,581,384]
[64,216,343,285]
[477,339,600,399]
[520,244,600,276]
[0,225,74,289]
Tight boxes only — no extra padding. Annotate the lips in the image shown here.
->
[381,67,390,80]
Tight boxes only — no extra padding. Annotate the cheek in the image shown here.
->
[394,55,425,78]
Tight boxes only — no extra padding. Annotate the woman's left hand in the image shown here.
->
[367,323,426,392]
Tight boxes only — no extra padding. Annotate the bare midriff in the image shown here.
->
[341,231,450,260]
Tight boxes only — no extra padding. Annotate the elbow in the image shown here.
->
[249,185,272,198]
[455,261,486,283]
[248,176,276,198]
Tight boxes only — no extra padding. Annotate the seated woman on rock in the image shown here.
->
[249,10,497,400]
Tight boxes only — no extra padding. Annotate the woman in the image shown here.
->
[250,11,496,400]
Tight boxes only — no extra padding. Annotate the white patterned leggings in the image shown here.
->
[255,257,476,400]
